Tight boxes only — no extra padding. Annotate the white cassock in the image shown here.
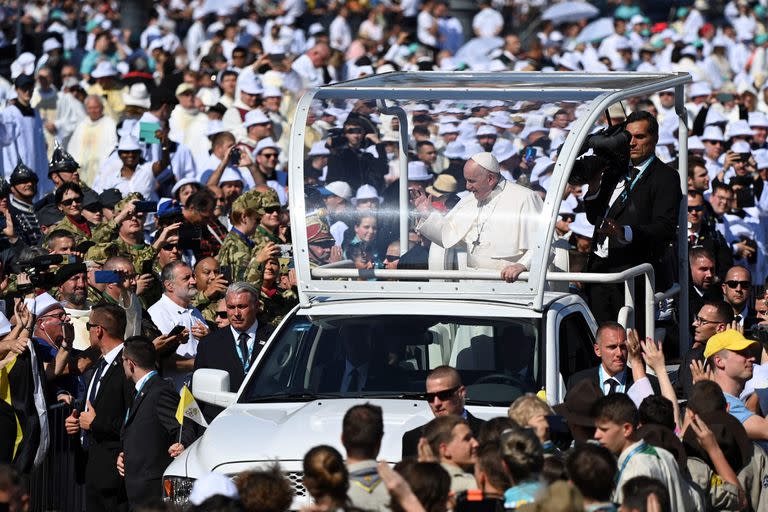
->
[418,180,543,271]
[53,92,86,149]
[67,115,117,187]
[168,106,209,152]
[1,105,52,200]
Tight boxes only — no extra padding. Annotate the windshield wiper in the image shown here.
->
[244,392,341,403]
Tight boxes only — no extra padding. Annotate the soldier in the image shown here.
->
[219,190,263,282]
[191,257,229,325]
[91,194,180,308]
[45,182,113,244]
[251,187,284,248]
[34,141,94,213]
[258,256,297,327]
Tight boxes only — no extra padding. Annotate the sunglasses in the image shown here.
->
[559,213,575,222]
[384,254,400,262]
[345,128,363,134]
[85,322,102,330]
[216,311,228,319]
[725,280,751,289]
[425,386,459,403]
[162,244,179,251]
[261,152,279,159]
[263,206,281,214]
[60,197,83,206]
[687,205,705,212]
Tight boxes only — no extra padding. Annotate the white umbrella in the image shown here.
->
[455,36,504,67]
[542,1,600,24]
[575,17,615,44]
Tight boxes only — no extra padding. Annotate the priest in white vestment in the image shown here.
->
[415,152,543,282]
[67,95,117,187]
[1,75,52,200]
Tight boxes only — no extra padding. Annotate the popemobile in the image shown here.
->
[163,71,691,507]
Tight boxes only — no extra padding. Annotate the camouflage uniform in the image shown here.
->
[45,215,113,245]
[218,191,264,282]
[259,287,297,327]
[249,189,282,247]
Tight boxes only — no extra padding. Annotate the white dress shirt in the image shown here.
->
[86,343,124,409]
[229,320,261,371]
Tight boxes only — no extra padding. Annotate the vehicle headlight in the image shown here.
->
[163,476,196,506]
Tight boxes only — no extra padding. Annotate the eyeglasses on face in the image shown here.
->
[687,205,705,212]
[425,386,459,403]
[85,322,102,330]
[694,315,723,326]
[345,128,363,135]
[261,152,279,159]
[263,206,281,214]
[725,280,751,289]
[216,312,228,319]
[559,214,575,222]
[60,196,83,206]
[384,254,400,262]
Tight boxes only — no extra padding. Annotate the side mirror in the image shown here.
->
[192,369,236,408]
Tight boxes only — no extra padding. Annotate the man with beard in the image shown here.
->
[148,261,209,391]
[56,263,93,351]
[688,247,723,327]
[1,75,52,199]
[8,162,43,246]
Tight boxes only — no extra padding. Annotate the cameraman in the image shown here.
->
[583,110,681,328]
[325,118,388,191]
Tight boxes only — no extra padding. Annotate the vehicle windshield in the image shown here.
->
[240,313,540,406]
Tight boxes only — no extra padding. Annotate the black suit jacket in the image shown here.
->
[193,323,274,419]
[401,411,485,459]
[585,157,682,290]
[566,365,661,396]
[81,350,133,501]
[121,374,195,506]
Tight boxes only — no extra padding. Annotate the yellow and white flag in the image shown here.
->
[175,385,208,427]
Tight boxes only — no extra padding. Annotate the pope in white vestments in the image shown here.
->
[416,152,543,281]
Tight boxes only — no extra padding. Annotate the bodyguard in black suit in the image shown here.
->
[120,337,196,507]
[401,365,485,459]
[721,265,759,332]
[194,283,274,419]
[65,304,133,512]
[566,322,661,396]
[584,110,682,327]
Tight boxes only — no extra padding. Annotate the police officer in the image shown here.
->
[8,161,42,246]
[34,141,92,212]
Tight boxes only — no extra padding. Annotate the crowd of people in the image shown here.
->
[5,0,768,511]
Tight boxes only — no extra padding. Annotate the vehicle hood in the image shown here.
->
[177,399,433,476]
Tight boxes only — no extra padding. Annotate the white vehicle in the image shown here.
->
[163,71,691,507]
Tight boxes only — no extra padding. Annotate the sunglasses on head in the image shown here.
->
[687,205,705,212]
[725,280,751,289]
[60,196,83,206]
[425,386,459,403]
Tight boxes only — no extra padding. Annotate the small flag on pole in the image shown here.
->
[175,385,208,427]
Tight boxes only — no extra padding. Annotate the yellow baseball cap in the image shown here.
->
[704,329,758,359]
